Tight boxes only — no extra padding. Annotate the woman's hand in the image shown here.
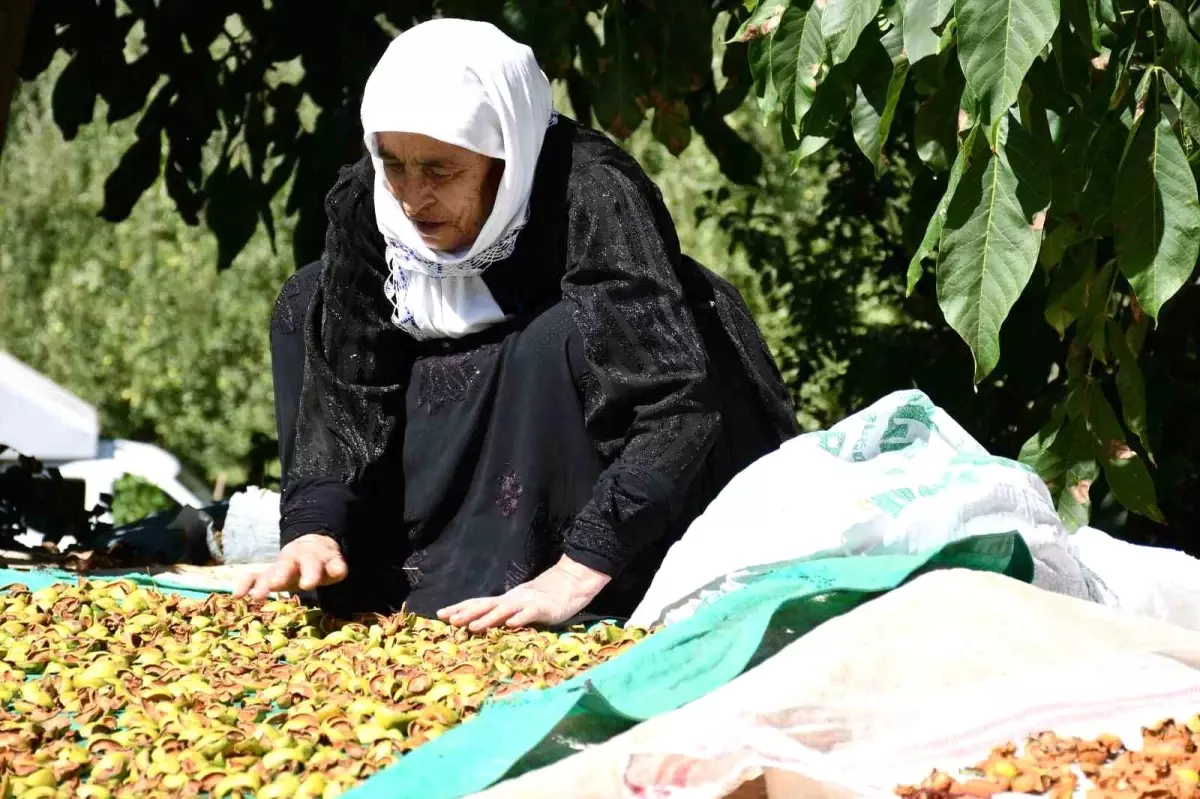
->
[233,534,349,600]
[437,556,611,631]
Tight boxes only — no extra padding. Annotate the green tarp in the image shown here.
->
[345,532,1033,799]
[0,565,217,600]
[0,532,1033,799]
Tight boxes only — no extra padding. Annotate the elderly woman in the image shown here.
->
[236,19,797,630]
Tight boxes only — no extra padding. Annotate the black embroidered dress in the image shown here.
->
[270,118,798,620]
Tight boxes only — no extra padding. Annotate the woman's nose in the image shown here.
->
[396,177,434,217]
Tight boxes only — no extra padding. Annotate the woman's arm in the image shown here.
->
[557,158,720,578]
[239,159,409,603]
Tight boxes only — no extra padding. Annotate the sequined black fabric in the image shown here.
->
[495,471,523,519]
[273,117,799,618]
[417,352,482,415]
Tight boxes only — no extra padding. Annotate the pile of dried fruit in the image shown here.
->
[0,580,649,798]
[896,716,1200,798]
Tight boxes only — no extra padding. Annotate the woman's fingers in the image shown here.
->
[233,537,348,600]
[502,606,542,629]
[469,601,523,632]
[251,558,297,599]
[232,572,257,598]
[297,552,326,591]
[440,597,497,626]
[322,552,349,584]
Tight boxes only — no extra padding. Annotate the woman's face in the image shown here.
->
[375,131,504,253]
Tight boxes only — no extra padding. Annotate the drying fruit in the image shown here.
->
[896,718,1200,799]
[0,580,650,797]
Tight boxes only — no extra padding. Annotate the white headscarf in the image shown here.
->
[360,19,555,340]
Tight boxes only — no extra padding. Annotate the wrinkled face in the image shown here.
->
[375,131,504,253]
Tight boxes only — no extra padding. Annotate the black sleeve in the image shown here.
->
[278,159,410,555]
[560,160,720,577]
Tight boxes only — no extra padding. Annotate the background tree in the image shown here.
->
[735,0,1200,543]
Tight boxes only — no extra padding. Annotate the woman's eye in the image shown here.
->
[425,166,452,180]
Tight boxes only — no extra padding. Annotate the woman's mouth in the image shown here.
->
[413,220,445,237]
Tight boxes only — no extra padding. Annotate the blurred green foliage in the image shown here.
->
[0,63,291,489]
[109,474,176,527]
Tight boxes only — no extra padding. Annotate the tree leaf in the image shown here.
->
[914,66,965,172]
[1161,70,1200,148]
[1056,417,1099,532]
[1039,221,1089,271]
[903,0,953,64]
[908,125,982,294]
[1073,257,1115,362]
[791,3,828,126]
[1077,114,1128,234]
[822,0,884,66]
[798,54,857,140]
[747,35,779,110]
[1113,107,1200,321]
[100,133,162,223]
[955,0,1060,137]
[51,54,99,141]
[638,1,715,98]
[1160,0,1200,92]
[651,99,692,155]
[770,3,827,129]
[850,33,910,174]
[1043,237,1096,336]
[1061,0,1100,51]
[1127,309,1150,355]
[205,164,260,271]
[591,3,647,139]
[1020,409,1096,531]
[733,0,789,41]
[937,115,1051,382]
[1107,318,1153,463]
[1018,402,1070,480]
[1085,384,1163,521]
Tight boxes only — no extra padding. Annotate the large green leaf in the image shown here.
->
[1160,1,1200,91]
[914,76,964,172]
[790,3,828,126]
[775,4,827,128]
[1113,108,1200,321]
[955,0,1060,137]
[907,125,982,294]
[903,0,953,64]
[1162,70,1200,148]
[793,45,857,157]
[747,2,826,127]
[822,0,884,66]
[936,116,1052,381]
[733,0,789,41]
[1107,319,1153,463]
[1085,384,1163,522]
[850,22,909,174]
[1019,409,1096,531]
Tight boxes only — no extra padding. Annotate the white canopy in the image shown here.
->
[0,350,99,461]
